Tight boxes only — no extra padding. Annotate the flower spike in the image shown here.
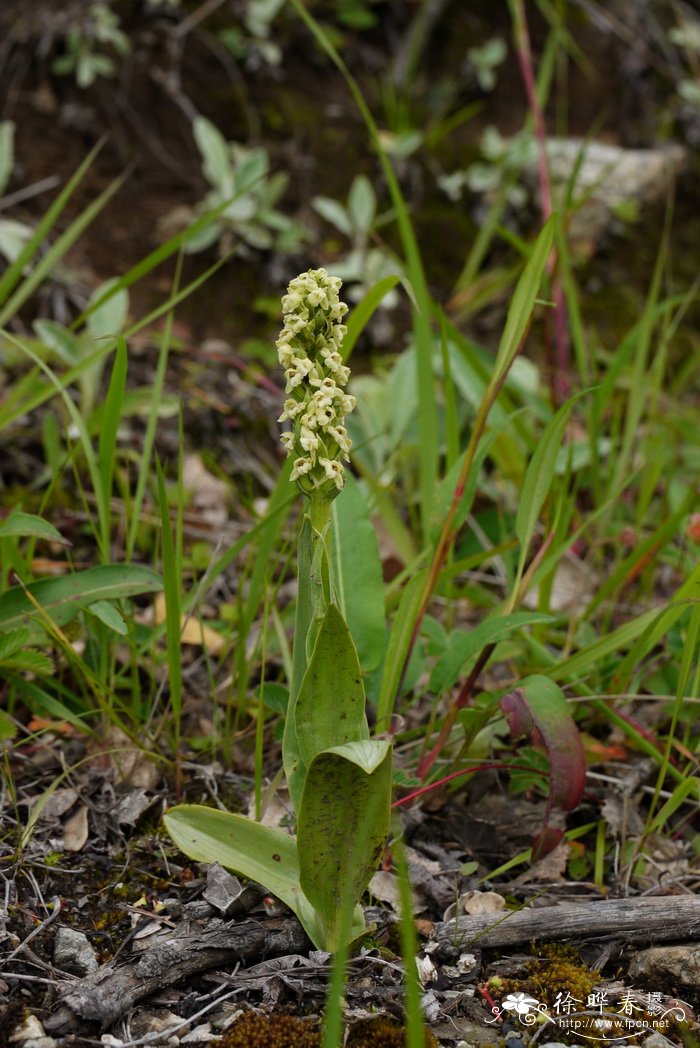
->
[276,268,355,496]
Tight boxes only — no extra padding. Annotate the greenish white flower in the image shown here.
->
[277,268,355,495]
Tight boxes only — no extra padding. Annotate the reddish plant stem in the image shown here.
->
[392,760,546,809]
[416,642,497,781]
[417,530,556,781]
[510,0,570,403]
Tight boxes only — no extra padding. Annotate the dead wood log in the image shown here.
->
[44,915,310,1034]
[430,896,700,955]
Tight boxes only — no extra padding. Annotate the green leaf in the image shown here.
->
[297,739,392,950]
[0,709,17,741]
[312,196,353,237]
[163,804,323,947]
[332,473,386,672]
[0,511,69,545]
[0,564,162,637]
[86,600,127,635]
[33,320,81,365]
[193,116,234,196]
[294,603,369,770]
[431,612,556,694]
[515,389,591,575]
[86,277,129,339]
[348,174,376,236]
[0,628,33,660]
[0,649,54,675]
[376,569,428,729]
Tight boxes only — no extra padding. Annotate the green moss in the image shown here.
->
[489,943,599,1010]
[218,1012,439,1047]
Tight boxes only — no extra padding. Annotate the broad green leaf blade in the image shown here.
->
[294,603,369,770]
[163,805,323,947]
[297,740,392,950]
[0,511,69,545]
[0,564,162,636]
[332,473,386,672]
[376,569,428,729]
[515,388,591,573]
[501,675,585,861]
[430,611,556,694]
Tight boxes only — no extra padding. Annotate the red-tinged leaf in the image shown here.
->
[500,675,585,861]
[530,825,564,862]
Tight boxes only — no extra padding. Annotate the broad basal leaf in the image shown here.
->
[294,603,369,770]
[163,804,324,948]
[297,739,392,951]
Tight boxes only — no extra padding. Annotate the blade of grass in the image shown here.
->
[288,0,438,537]
[155,458,183,777]
[394,833,427,1048]
[98,336,127,561]
[125,253,183,559]
[0,139,104,312]
[0,172,127,329]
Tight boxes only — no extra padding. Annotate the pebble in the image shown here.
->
[53,926,99,975]
[642,1035,673,1048]
[629,944,700,989]
[9,1015,57,1046]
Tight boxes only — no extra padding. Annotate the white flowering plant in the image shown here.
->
[164,270,392,952]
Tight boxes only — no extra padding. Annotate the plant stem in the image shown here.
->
[509,0,570,403]
[309,492,333,619]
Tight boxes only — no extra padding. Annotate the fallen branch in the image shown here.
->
[430,896,700,953]
[45,915,310,1034]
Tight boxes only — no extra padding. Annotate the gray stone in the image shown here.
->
[642,1034,674,1048]
[53,926,99,975]
[529,138,686,248]
[628,944,700,989]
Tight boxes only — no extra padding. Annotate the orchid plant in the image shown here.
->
[164,270,392,951]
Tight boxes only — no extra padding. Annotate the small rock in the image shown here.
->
[530,138,685,250]
[181,1023,214,1043]
[538,1043,587,1048]
[628,944,700,989]
[9,1016,51,1044]
[53,926,99,975]
[642,1035,672,1048]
